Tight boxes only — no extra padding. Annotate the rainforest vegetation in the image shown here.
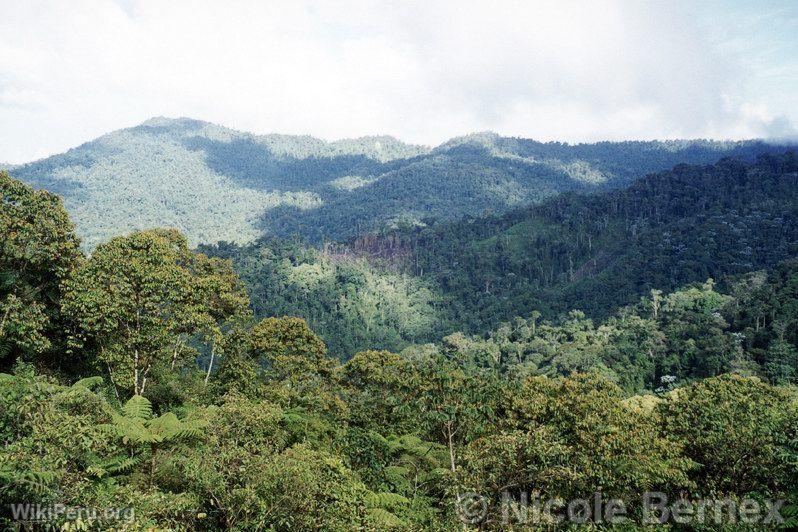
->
[204,152,798,363]
[2,161,798,529]
[10,117,787,249]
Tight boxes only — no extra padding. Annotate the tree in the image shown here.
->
[659,374,798,495]
[506,374,693,499]
[415,354,503,504]
[340,350,419,430]
[103,394,208,483]
[61,229,248,396]
[0,172,82,370]
[249,316,333,383]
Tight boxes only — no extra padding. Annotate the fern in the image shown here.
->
[0,339,10,361]
[0,269,16,292]
[71,376,104,390]
[364,491,410,510]
[122,394,153,420]
[102,395,208,482]
[86,454,140,478]
[0,464,57,496]
[365,508,406,529]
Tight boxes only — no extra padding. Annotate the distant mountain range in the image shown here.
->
[205,151,798,355]
[7,117,790,249]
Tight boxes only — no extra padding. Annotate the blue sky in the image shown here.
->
[1,0,796,163]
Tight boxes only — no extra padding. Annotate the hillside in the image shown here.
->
[10,117,784,248]
[209,152,798,355]
[5,165,797,528]
[404,151,798,331]
[9,118,427,249]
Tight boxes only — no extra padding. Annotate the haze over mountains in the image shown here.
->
[8,117,787,249]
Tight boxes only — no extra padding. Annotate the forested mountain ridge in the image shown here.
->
[3,169,797,529]
[208,152,798,355]
[396,151,798,330]
[9,116,786,248]
[248,135,790,242]
[9,117,428,249]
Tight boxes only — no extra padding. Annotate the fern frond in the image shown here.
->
[364,491,410,510]
[174,418,209,439]
[0,465,57,495]
[0,338,11,361]
[86,454,140,478]
[148,412,208,442]
[109,414,151,444]
[0,269,16,291]
[148,412,182,441]
[365,508,406,529]
[122,395,152,420]
[72,376,104,390]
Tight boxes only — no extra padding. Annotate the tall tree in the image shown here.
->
[0,171,82,370]
[61,229,248,396]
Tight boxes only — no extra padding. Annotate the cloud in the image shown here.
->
[0,0,795,163]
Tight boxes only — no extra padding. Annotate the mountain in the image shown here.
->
[8,117,427,249]
[9,117,785,249]
[205,151,798,356]
[402,151,798,331]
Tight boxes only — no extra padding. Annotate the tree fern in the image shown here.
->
[122,394,152,421]
[365,507,406,529]
[71,376,104,390]
[364,491,410,529]
[85,453,140,478]
[0,464,57,496]
[0,269,16,292]
[364,490,410,510]
[103,394,208,481]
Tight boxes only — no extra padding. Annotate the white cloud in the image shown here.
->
[0,0,795,163]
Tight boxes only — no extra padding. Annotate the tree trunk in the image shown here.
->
[445,421,460,502]
[204,346,215,385]
[150,442,158,486]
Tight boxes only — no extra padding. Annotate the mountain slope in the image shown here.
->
[208,152,798,355]
[10,117,426,249]
[258,135,786,242]
[10,117,785,248]
[402,151,798,331]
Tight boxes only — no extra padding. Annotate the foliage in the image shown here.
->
[3,166,798,529]
[11,118,782,250]
[0,170,82,371]
[61,229,249,396]
[200,238,441,356]
[400,151,798,333]
[208,151,798,360]
[658,374,798,495]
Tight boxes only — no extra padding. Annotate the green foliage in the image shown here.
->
[400,152,798,335]
[0,170,82,371]
[10,118,426,250]
[4,164,798,529]
[658,374,798,495]
[11,118,781,251]
[61,228,249,396]
[103,394,208,483]
[261,136,783,244]
[201,238,441,356]
[208,152,798,361]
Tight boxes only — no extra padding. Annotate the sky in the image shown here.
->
[1,0,796,164]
